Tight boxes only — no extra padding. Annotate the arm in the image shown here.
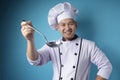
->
[96,75,106,80]
[90,42,112,79]
[21,21,38,61]
[27,39,38,61]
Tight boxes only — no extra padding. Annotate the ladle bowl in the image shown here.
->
[47,41,61,47]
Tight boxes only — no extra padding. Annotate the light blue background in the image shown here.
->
[1,0,120,80]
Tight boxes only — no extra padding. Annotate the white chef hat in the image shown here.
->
[48,2,78,30]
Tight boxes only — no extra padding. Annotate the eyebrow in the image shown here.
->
[59,20,76,24]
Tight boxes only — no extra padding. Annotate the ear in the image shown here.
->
[56,24,60,31]
[75,21,78,28]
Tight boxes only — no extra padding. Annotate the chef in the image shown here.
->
[21,2,112,80]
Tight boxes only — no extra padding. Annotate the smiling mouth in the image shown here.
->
[65,31,71,34]
[64,30,72,34]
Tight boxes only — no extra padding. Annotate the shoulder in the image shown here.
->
[77,38,96,48]
[83,38,95,44]
[77,37,95,45]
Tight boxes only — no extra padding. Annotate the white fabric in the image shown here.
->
[27,38,112,80]
[57,11,75,23]
[48,2,78,30]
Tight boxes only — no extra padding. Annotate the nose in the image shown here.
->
[65,24,71,30]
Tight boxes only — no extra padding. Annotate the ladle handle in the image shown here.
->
[28,26,49,43]
[22,20,48,43]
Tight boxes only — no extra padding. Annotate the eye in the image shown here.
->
[69,22,75,26]
[59,23,65,27]
[69,23,74,25]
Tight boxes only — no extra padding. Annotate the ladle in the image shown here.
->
[22,20,61,47]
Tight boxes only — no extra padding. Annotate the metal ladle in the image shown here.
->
[23,20,61,47]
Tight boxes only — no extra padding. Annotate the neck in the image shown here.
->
[62,34,78,41]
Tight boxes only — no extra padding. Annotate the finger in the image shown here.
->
[21,21,28,26]
[21,20,32,26]
[27,21,33,26]
[24,30,34,35]
[26,28,34,32]
[25,25,34,31]
[22,28,34,36]
[22,26,34,33]
[21,24,33,31]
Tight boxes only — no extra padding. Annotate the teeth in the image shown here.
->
[66,31,71,34]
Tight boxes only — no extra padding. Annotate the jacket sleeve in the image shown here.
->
[27,44,51,66]
[90,42,112,79]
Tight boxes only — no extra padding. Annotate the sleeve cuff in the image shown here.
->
[97,65,112,79]
[27,54,41,66]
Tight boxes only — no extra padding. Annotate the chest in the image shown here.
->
[59,41,80,65]
[51,40,84,70]
[51,39,91,66]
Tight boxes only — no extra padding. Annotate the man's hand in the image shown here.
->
[96,75,106,80]
[21,20,34,41]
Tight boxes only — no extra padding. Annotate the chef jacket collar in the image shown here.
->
[62,34,78,41]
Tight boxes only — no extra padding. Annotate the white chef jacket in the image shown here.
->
[27,36,112,80]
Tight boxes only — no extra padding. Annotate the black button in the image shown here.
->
[60,52,62,55]
[73,66,75,68]
[60,77,63,80]
[74,53,77,55]
[71,78,73,80]
[76,43,78,46]
[61,64,64,67]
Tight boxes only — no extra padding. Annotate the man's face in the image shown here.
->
[57,18,77,41]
